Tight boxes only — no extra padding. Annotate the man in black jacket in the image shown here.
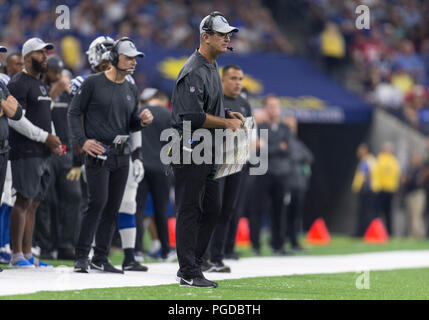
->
[171,12,243,288]
[34,55,81,260]
[204,65,252,272]
[68,37,153,273]
[250,94,292,255]
[0,46,23,195]
[0,45,23,271]
[135,89,175,261]
[284,116,313,251]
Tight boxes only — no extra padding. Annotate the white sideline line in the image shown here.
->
[1,250,429,297]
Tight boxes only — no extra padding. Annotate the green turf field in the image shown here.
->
[2,268,429,300]
[19,233,429,268]
[2,234,429,300]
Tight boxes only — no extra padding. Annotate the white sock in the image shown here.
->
[119,228,137,249]
[150,239,161,253]
[11,252,25,263]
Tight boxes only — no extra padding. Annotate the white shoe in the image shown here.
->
[135,251,144,262]
[162,250,177,263]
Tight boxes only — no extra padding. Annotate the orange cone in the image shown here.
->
[364,218,388,243]
[168,217,176,248]
[235,217,251,247]
[306,218,330,244]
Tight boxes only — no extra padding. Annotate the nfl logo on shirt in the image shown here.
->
[190,86,195,93]
[40,85,47,95]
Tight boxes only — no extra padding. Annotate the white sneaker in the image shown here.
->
[135,251,144,262]
[31,246,41,257]
[9,259,35,269]
[162,250,177,263]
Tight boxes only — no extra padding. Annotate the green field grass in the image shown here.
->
[2,234,429,300]
[19,233,429,268]
[3,268,429,300]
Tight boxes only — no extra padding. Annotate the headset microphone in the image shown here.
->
[227,47,234,51]
[109,37,141,73]
[114,65,135,72]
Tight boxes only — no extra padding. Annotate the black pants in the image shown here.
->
[34,154,82,253]
[0,152,8,197]
[250,173,288,251]
[207,170,245,262]
[135,170,171,257]
[355,191,376,237]
[224,169,253,255]
[75,154,129,261]
[285,189,306,247]
[173,163,221,278]
[377,191,393,235]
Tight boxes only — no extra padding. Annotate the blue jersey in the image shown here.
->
[0,73,10,86]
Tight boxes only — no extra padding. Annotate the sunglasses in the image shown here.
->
[210,31,233,38]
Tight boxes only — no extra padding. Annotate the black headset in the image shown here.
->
[109,37,136,67]
[202,11,234,51]
[201,11,226,33]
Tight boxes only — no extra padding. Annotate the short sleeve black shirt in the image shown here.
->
[171,50,225,136]
[223,94,252,118]
[140,105,172,173]
[8,71,52,160]
[51,90,72,148]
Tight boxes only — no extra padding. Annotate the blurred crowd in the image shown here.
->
[0,0,293,75]
[304,0,429,133]
[352,140,429,239]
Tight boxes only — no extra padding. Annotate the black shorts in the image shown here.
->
[11,157,51,199]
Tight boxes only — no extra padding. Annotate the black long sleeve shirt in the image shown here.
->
[140,104,172,173]
[0,81,23,147]
[258,121,292,176]
[50,90,72,148]
[68,72,143,147]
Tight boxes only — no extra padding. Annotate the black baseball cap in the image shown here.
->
[47,55,64,70]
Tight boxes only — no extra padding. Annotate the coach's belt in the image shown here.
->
[107,144,130,155]
[98,140,130,156]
